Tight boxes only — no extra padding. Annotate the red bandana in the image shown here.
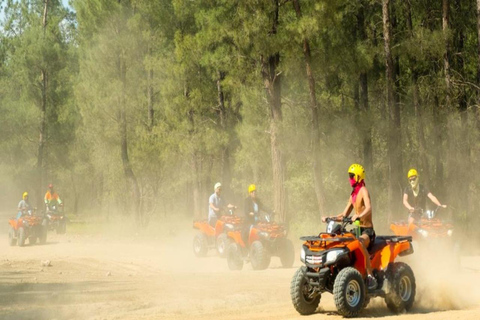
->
[351,180,365,204]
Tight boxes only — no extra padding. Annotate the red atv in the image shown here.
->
[8,209,48,247]
[226,213,295,270]
[291,217,415,317]
[193,209,243,258]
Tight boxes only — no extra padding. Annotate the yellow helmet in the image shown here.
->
[248,184,256,193]
[22,192,28,199]
[348,164,365,183]
[407,168,418,179]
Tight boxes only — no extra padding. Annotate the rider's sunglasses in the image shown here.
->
[409,176,417,182]
[348,173,355,179]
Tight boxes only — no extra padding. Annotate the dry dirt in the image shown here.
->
[1,216,480,320]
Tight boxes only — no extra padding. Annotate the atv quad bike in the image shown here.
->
[390,207,458,264]
[8,210,48,247]
[390,207,454,240]
[291,217,415,317]
[193,209,243,258]
[226,213,295,270]
[46,203,67,234]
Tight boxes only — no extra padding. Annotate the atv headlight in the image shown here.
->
[326,249,345,264]
[418,229,428,238]
[447,229,453,237]
[259,231,269,238]
[300,246,306,263]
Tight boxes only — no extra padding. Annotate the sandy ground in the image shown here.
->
[1,215,480,320]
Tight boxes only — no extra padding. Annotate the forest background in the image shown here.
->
[0,0,479,239]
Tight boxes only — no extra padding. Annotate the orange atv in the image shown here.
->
[226,213,294,270]
[390,207,454,240]
[193,209,243,258]
[390,207,458,263]
[8,209,48,247]
[291,217,415,317]
[46,203,67,234]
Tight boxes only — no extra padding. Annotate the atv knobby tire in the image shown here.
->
[333,267,366,317]
[193,233,208,257]
[8,227,17,246]
[18,227,26,247]
[290,266,321,315]
[227,243,244,270]
[250,241,270,270]
[216,233,231,258]
[279,238,295,268]
[385,262,416,314]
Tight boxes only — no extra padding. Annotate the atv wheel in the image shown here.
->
[385,262,416,313]
[18,227,26,247]
[333,267,366,317]
[193,234,208,257]
[290,266,321,315]
[29,236,37,245]
[250,241,270,270]
[39,220,48,245]
[216,233,231,258]
[279,238,295,268]
[8,227,17,246]
[227,243,244,270]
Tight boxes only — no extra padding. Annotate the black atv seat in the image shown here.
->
[368,235,413,255]
[368,238,387,255]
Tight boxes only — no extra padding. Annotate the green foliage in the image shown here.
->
[0,0,479,237]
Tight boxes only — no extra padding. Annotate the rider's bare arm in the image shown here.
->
[427,193,446,208]
[403,193,414,212]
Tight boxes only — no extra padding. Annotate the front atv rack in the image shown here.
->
[300,235,354,242]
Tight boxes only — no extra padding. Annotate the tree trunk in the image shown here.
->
[37,69,47,208]
[455,0,470,229]
[443,0,452,105]
[262,0,286,222]
[382,0,403,219]
[216,71,232,196]
[405,0,430,185]
[292,0,326,214]
[119,59,141,225]
[37,0,49,208]
[357,1,373,173]
[477,0,480,132]
[186,85,202,219]
[147,68,154,130]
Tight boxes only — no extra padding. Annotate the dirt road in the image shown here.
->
[1,218,480,320]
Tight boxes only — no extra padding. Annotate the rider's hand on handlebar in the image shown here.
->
[321,216,328,223]
[409,207,415,213]
[440,204,447,208]
[350,214,359,222]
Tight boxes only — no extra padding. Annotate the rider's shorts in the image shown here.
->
[360,227,376,249]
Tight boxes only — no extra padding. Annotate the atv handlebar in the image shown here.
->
[325,216,358,224]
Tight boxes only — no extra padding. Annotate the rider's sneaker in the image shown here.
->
[367,274,378,290]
